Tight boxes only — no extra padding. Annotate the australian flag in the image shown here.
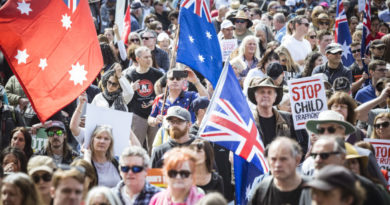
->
[362,0,372,59]
[176,0,223,88]
[335,0,354,67]
[198,63,269,204]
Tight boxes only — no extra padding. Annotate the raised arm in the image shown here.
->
[69,92,87,137]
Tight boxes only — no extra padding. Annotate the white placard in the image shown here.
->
[85,104,133,156]
[220,39,238,61]
[364,138,390,189]
[287,76,328,130]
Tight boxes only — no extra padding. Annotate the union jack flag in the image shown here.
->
[198,63,269,204]
[176,0,222,88]
[361,0,371,73]
[335,0,354,66]
[63,0,80,13]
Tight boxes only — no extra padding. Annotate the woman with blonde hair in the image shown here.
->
[237,35,261,78]
[275,46,300,80]
[371,112,390,139]
[305,28,318,51]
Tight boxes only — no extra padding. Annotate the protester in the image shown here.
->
[140,30,170,72]
[371,112,390,139]
[1,172,42,205]
[27,156,56,205]
[71,159,98,200]
[112,146,161,204]
[85,186,121,205]
[1,146,27,173]
[9,127,33,160]
[51,165,85,205]
[149,147,205,204]
[229,10,254,42]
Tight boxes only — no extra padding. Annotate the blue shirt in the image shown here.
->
[275,26,286,43]
[150,91,199,123]
[355,84,376,104]
[379,9,390,23]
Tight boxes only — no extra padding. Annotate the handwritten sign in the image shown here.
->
[220,39,238,61]
[288,76,327,130]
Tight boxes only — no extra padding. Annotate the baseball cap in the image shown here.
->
[165,106,191,122]
[191,97,210,114]
[221,20,235,29]
[266,62,284,80]
[304,165,356,193]
[27,156,56,175]
[131,1,143,9]
[325,43,343,54]
[45,120,66,132]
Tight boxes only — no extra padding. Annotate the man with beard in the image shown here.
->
[150,106,195,168]
[36,121,79,165]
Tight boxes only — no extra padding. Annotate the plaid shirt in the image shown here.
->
[113,180,161,205]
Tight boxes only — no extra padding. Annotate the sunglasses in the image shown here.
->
[47,130,64,137]
[309,35,316,39]
[120,165,144,173]
[299,22,310,27]
[167,170,191,178]
[374,121,390,129]
[32,173,52,183]
[374,46,385,50]
[235,19,246,24]
[107,80,119,87]
[351,49,361,53]
[330,52,342,55]
[317,126,342,134]
[130,38,140,43]
[310,151,340,160]
[319,21,330,25]
[142,36,154,40]
[168,76,182,81]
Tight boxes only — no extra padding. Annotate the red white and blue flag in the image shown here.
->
[176,0,223,88]
[362,0,371,57]
[198,63,269,204]
[335,0,354,67]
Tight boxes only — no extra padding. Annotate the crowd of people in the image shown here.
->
[1,0,390,204]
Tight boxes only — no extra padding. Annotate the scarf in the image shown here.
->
[101,69,127,111]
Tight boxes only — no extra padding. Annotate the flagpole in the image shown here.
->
[161,15,181,114]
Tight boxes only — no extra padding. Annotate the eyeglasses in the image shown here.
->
[374,121,390,129]
[168,76,182,81]
[235,19,246,24]
[47,130,64,137]
[299,22,310,27]
[156,27,162,30]
[309,35,316,39]
[374,46,385,50]
[120,165,144,173]
[351,49,361,53]
[317,126,343,134]
[310,152,340,160]
[32,173,52,183]
[142,36,155,40]
[130,38,140,43]
[319,21,330,26]
[107,80,119,87]
[167,170,191,178]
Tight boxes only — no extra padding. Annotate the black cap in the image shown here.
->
[266,62,284,80]
[131,1,143,9]
[191,97,209,113]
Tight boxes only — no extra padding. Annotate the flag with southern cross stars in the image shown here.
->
[176,0,223,88]
[335,0,354,67]
[0,0,102,122]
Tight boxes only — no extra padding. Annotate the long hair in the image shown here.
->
[238,35,261,60]
[275,46,299,73]
[100,42,118,66]
[371,112,390,139]
[257,48,279,72]
[3,173,42,205]
[1,146,28,173]
[302,51,322,77]
[10,127,33,159]
[90,125,114,161]
[382,34,390,64]
[189,139,215,173]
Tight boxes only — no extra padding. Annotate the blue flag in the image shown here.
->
[198,63,269,204]
[335,0,354,67]
[176,0,223,88]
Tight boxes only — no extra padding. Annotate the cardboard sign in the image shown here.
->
[287,76,328,130]
[220,39,238,61]
[147,168,167,188]
[31,128,48,152]
[364,138,390,189]
[85,104,133,156]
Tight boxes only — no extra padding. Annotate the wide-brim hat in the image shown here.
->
[228,10,253,28]
[345,143,368,169]
[306,110,356,135]
[313,13,334,29]
[247,77,283,105]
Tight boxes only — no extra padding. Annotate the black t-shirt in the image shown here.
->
[263,179,304,205]
[126,68,163,118]
[259,115,276,147]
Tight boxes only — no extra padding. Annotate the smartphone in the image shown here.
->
[172,70,188,78]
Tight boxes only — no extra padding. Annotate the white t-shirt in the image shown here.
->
[282,36,312,64]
